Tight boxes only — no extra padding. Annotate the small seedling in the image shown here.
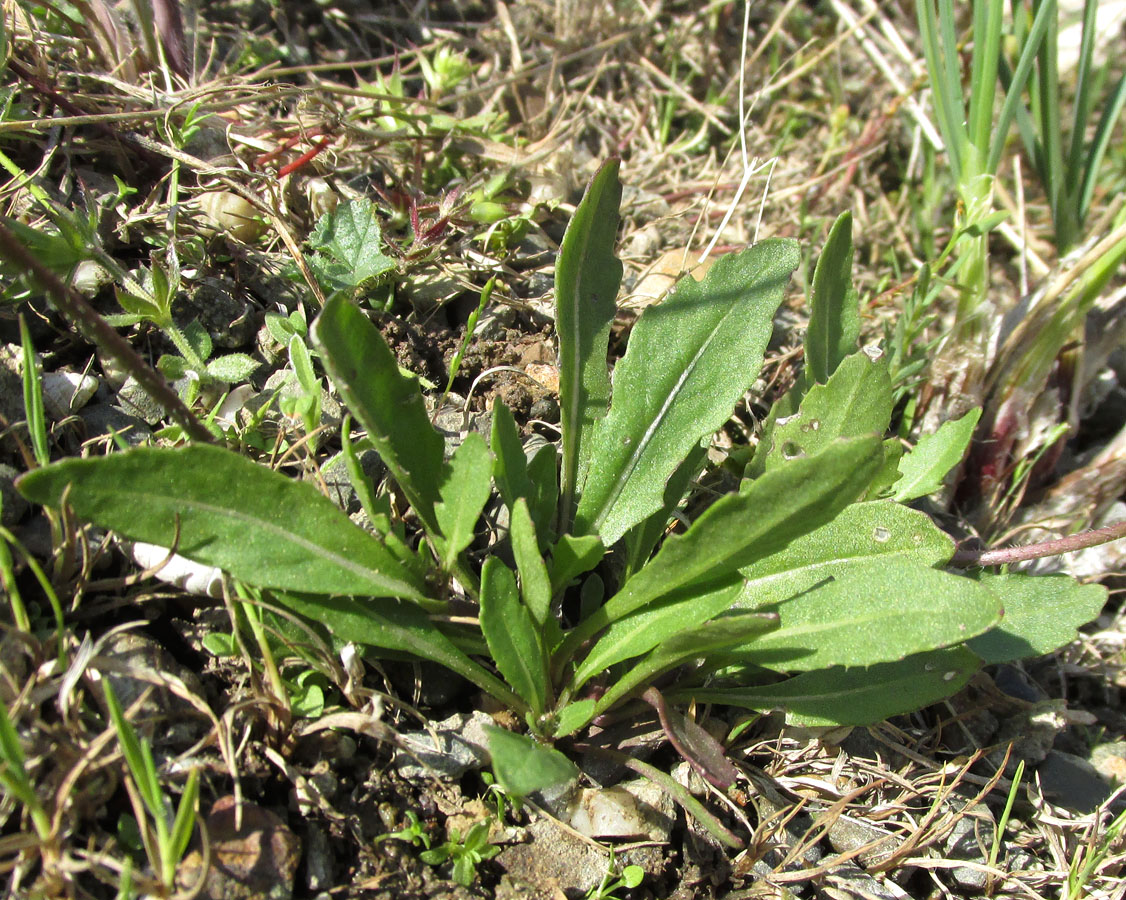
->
[374,809,431,849]
[587,855,644,900]
[419,820,500,887]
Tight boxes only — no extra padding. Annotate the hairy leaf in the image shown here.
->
[687,646,982,725]
[433,433,492,569]
[594,611,779,717]
[760,352,893,474]
[570,578,745,691]
[480,558,548,716]
[312,296,445,534]
[734,563,1001,670]
[486,725,578,797]
[893,407,982,501]
[307,199,396,297]
[566,435,884,649]
[17,445,427,599]
[510,499,552,627]
[279,591,523,711]
[734,500,956,608]
[491,400,532,511]
[556,159,623,527]
[549,534,605,595]
[968,572,1106,663]
[575,239,800,544]
[806,211,860,384]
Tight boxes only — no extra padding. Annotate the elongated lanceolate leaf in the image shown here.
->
[480,558,549,717]
[735,563,1001,671]
[549,534,604,595]
[510,499,552,628]
[685,646,982,726]
[734,500,955,609]
[312,296,445,534]
[433,433,492,569]
[893,407,981,501]
[760,352,893,474]
[968,572,1106,663]
[556,159,623,528]
[563,435,884,652]
[575,239,800,544]
[571,578,744,691]
[278,591,524,712]
[491,400,532,511]
[17,445,428,599]
[806,211,859,384]
[593,611,779,717]
[622,441,707,575]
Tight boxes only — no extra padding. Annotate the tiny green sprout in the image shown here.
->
[419,820,500,887]
[587,855,644,900]
[374,809,431,849]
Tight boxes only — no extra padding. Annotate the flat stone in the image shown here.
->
[940,802,995,892]
[568,780,675,842]
[496,814,665,898]
[826,816,901,869]
[1091,741,1126,786]
[393,710,492,781]
[1036,750,1112,813]
[179,796,301,900]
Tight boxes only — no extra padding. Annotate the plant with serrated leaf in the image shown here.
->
[303,198,397,308]
[17,162,1109,813]
[107,248,258,403]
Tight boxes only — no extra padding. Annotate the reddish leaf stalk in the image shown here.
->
[950,519,1126,567]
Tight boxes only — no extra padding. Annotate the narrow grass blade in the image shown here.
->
[556,159,623,528]
[19,315,49,467]
[1079,73,1126,225]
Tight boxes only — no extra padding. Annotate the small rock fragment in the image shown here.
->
[179,796,301,900]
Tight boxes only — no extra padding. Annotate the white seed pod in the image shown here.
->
[70,260,114,297]
[197,190,269,242]
[41,371,100,419]
[305,177,340,219]
[129,541,224,598]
